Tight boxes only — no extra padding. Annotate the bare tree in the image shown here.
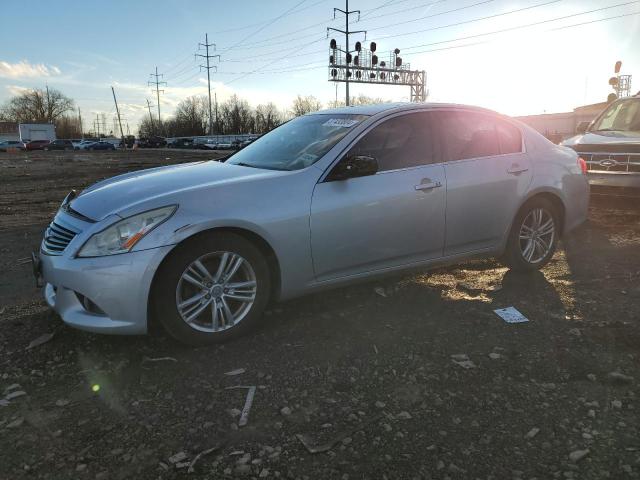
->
[220,95,254,134]
[291,95,322,117]
[254,102,283,134]
[55,115,82,138]
[327,94,388,108]
[0,87,74,123]
[174,96,209,136]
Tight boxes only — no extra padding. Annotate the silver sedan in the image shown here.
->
[36,103,589,345]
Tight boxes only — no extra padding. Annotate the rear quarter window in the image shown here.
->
[496,120,522,154]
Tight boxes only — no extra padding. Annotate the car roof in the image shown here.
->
[311,102,501,117]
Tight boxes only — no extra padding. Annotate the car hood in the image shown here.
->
[562,131,640,149]
[70,160,280,221]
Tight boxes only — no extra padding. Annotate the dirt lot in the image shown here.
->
[1,150,639,480]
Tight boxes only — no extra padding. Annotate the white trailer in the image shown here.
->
[19,123,56,142]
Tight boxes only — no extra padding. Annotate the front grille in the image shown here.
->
[579,152,640,174]
[42,219,80,255]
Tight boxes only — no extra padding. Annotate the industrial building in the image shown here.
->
[515,101,608,143]
[0,122,56,142]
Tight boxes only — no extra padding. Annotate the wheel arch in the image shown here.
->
[500,188,567,255]
[147,226,282,333]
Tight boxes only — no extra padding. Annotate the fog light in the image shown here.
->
[74,292,106,315]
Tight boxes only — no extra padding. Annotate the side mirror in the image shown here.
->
[328,155,378,181]
[576,121,590,134]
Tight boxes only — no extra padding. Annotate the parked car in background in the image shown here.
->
[75,140,97,150]
[71,139,84,149]
[87,141,116,151]
[216,142,233,150]
[25,140,51,151]
[35,103,589,345]
[44,139,74,151]
[0,140,26,152]
[169,137,195,149]
[562,93,640,188]
[138,136,166,148]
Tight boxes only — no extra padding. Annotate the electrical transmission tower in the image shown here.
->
[196,33,221,135]
[327,0,366,106]
[148,67,166,131]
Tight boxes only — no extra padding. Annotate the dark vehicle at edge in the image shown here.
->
[44,139,74,151]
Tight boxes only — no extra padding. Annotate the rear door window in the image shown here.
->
[438,111,501,161]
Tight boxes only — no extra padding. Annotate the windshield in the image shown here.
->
[591,98,640,133]
[226,113,368,171]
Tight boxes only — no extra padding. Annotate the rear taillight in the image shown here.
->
[578,156,588,174]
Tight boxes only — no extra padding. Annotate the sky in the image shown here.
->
[1,0,639,134]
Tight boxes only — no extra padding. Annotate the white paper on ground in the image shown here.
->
[494,307,529,323]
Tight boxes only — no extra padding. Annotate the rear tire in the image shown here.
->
[502,197,559,272]
[153,232,271,345]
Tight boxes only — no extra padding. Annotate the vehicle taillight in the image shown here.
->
[578,156,588,174]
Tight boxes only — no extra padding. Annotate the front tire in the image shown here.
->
[503,197,559,272]
[153,232,271,345]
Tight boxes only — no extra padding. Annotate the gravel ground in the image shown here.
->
[0,150,639,480]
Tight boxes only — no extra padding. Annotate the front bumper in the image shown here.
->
[40,245,173,335]
[588,171,640,188]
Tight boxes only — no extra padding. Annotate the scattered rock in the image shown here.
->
[26,332,55,350]
[607,372,633,385]
[280,406,292,416]
[374,287,387,298]
[76,464,87,472]
[488,352,502,360]
[568,449,589,463]
[55,399,70,407]
[568,328,582,337]
[6,417,24,428]
[525,427,540,439]
[4,390,27,401]
[229,408,241,417]
[396,411,412,420]
[168,451,188,464]
[375,401,386,409]
[224,368,246,376]
[586,374,597,382]
[611,400,623,409]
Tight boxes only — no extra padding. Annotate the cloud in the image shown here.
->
[5,85,31,96]
[0,60,61,79]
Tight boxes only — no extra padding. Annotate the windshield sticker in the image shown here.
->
[322,118,360,128]
[297,153,318,164]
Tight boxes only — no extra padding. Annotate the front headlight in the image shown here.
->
[77,206,176,257]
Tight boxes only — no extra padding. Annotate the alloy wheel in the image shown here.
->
[175,251,257,332]
[518,208,555,264]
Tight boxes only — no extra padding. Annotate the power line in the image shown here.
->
[224,0,491,53]
[221,0,311,52]
[400,0,639,51]
[216,5,640,80]
[209,0,327,35]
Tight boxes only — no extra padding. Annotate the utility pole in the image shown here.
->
[148,67,166,132]
[111,86,126,149]
[78,107,83,138]
[95,114,100,137]
[328,0,365,106]
[146,99,155,135]
[214,91,218,135]
[196,33,221,135]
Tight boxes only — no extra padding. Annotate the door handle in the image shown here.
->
[414,180,442,191]
[507,163,529,175]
